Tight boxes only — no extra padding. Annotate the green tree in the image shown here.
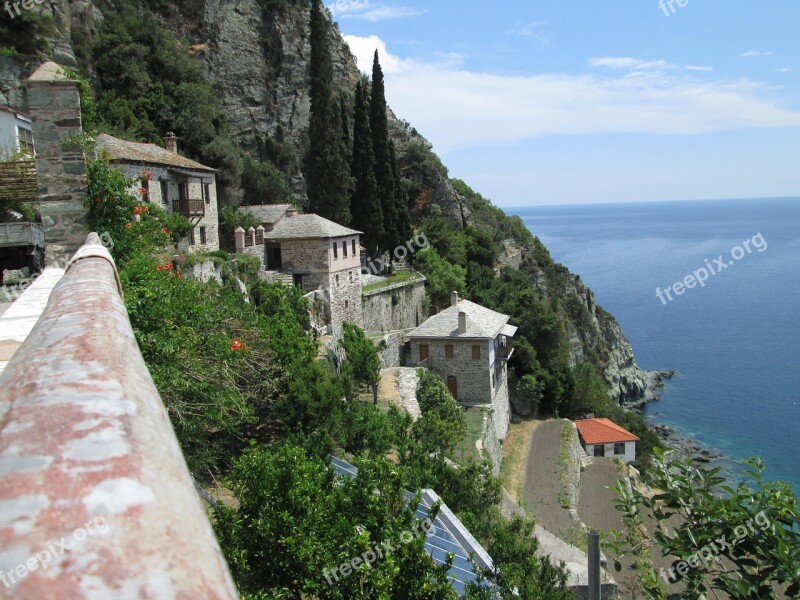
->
[412,247,467,311]
[340,322,382,402]
[349,79,384,254]
[240,154,294,204]
[611,450,800,599]
[391,141,413,245]
[214,444,459,599]
[304,0,352,224]
[370,50,399,250]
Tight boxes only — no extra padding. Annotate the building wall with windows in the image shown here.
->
[114,163,219,252]
[584,441,636,463]
[408,336,511,440]
[0,108,34,156]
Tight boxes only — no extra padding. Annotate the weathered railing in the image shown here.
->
[172,197,205,216]
[0,233,238,599]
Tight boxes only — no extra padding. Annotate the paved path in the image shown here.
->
[522,419,575,538]
[0,267,64,374]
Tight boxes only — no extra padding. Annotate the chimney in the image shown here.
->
[286,206,298,217]
[458,311,467,334]
[451,291,459,306]
[164,132,178,154]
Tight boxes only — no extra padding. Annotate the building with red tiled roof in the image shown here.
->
[575,418,639,463]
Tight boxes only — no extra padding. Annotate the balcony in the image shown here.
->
[172,198,205,217]
[496,343,514,361]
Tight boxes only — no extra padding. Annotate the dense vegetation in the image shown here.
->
[85,156,572,598]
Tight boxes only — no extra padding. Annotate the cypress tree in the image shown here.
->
[350,79,383,254]
[369,50,398,250]
[304,0,352,223]
[390,141,412,246]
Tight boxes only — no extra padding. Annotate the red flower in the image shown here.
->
[230,339,247,352]
[142,206,149,213]
[94,197,102,203]
[156,266,163,271]
[125,223,132,229]
[134,206,143,215]
[139,187,148,195]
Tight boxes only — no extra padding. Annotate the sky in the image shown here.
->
[328,0,800,206]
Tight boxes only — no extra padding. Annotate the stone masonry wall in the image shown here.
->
[408,338,492,406]
[117,163,220,252]
[327,267,363,332]
[362,278,427,333]
[490,364,511,441]
[24,63,87,263]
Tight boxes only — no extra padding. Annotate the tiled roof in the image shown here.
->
[328,456,494,597]
[95,133,216,173]
[408,299,511,340]
[240,204,294,225]
[575,418,640,445]
[264,214,362,240]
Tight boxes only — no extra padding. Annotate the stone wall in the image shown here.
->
[481,409,504,476]
[24,62,87,264]
[490,365,511,441]
[116,163,220,252]
[374,331,405,368]
[326,267,363,332]
[408,338,492,406]
[362,278,427,333]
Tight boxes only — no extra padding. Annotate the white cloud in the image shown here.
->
[343,36,800,154]
[507,21,552,47]
[741,50,775,57]
[328,1,424,21]
[589,57,712,72]
[777,67,793,73]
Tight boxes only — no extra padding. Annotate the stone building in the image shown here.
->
[406,292,517,440]
[235,204,363,331]
[95,133,220,252]
[23,62,87,263]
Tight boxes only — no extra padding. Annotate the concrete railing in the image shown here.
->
[0,234,239,599]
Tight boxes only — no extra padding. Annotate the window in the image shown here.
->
[445,345,454,359]
[179,182,188,201]
[160,181,169,205]
[343,241,348,257]
[349,272,353,283]
[204,183,211,204]
[352,240,356,255]
[189,228,195,245]
[336,275,340,286]
[345,300,349,308]
[419,344,429,362]
[593,445,605,458]
[614,443,626,456]
[199,226,207,245]
[472,345,481,359]
[333,243,338,259]
[140,179,150,203]
[17,127,34,154]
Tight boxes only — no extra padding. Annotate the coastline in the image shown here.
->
[635,371,736,477]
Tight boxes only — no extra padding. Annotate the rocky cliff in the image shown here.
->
[0,0,653,405]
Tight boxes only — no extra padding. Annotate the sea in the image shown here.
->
[510,197,800,492]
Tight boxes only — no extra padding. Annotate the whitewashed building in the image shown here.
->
[0,106,34,156]
[575,418,639,463]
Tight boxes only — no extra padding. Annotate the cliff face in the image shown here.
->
[1,0,651,405]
